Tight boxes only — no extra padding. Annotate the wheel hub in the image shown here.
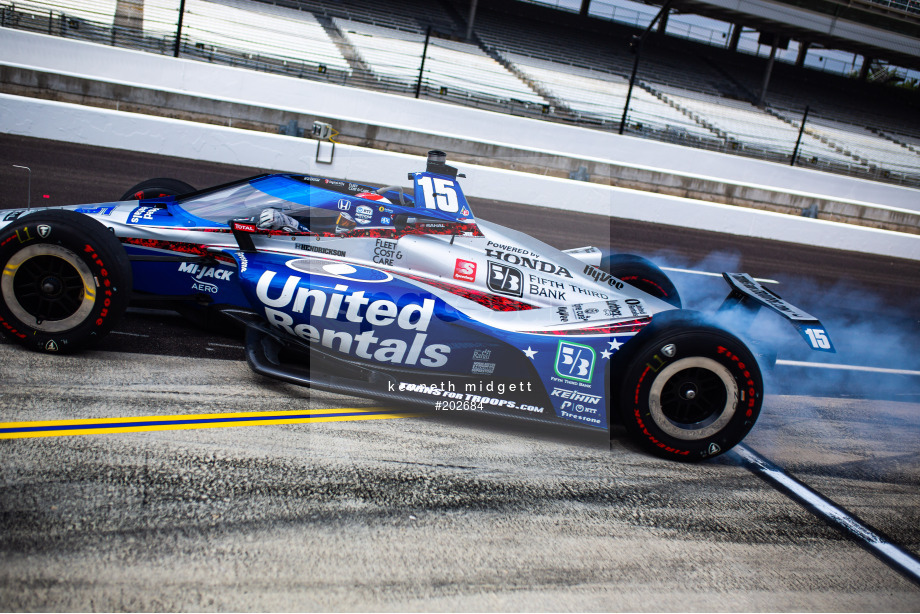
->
[40,276,64,297]
[647,357,739,441]
[1,244,96,333]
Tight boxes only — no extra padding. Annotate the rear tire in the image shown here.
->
[601,253,681,307]
[0,209,132,353]
[120,178,196,201]
[615,317,762,461]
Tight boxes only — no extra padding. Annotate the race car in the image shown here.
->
[0,151,834,461]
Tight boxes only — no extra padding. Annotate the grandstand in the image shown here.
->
[1,0,918,186]
[166,0,350,75]
[503,53,719,141]
[333,19,548,110]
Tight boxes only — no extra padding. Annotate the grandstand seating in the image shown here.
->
[2,0,917,186]
[334,19,547,107]
[272,0,459,35]
[162,0,350,73]
[469,0,918,182]
[505,53,717,140]
[802,118,920,175]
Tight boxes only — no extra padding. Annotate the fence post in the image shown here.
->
[415,25,431,99]
[619,0,673,135]
[173,0,186,57]
[790,105,810,166]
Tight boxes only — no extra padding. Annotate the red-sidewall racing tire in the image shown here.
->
[615,315,762,462]
[601,253,681,308]
[120,177,196,201]
[0,209,132,354]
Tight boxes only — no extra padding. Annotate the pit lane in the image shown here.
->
[0,137,918,610]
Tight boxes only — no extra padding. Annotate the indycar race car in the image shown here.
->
[0,151,834,461]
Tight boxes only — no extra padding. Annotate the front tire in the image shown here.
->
[0,209,132,353]
[616,318,762,461]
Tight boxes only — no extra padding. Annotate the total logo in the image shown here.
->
[256,271,450,368]
[178,262,234,281]
[554,341,595,383]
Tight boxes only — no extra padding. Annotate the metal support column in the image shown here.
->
[795,41,810,68]
[465,0,478,41]
[657,7,669,34]
[790,105,809,166]
[727,24,741,52]
[618,0,673,135]
[173,0,187,58]
[415,26,432,99]
[859,56,873,81]
[757,36,778,107]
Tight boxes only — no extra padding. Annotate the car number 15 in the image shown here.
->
[417,176,459,213]
[804,327,832,350]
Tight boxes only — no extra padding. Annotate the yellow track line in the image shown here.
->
[0,407,419,439]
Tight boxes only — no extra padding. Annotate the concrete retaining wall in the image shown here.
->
[2,28,920,214]
[2,93,918,261]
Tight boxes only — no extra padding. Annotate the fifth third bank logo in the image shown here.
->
[487,262,523,297]
[554,341,596,383]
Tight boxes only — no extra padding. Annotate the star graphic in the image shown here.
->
[601,349,612,360]
[608,340,623,351]
[523,346,538,359]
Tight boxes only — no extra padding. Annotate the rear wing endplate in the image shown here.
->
[719,273,835,353]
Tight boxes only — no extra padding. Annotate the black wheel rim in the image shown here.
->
[13,255,85,323]
[659,367,727,426]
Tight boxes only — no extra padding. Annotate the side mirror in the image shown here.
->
[393,214,409,231]
[229,219,257,252]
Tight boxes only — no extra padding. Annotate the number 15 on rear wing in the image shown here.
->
[718,273,836,353]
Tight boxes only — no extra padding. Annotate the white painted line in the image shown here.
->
[661,267,779,285]
[733,444,920,585]
[776,360,920,376]
[110,331,149,337]
[207,343,245,349]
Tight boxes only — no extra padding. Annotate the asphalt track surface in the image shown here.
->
[1,135,919,611]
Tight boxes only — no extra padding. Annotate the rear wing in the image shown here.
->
[719,273,835,353]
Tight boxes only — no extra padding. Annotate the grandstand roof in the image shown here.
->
[661,0,920,69]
